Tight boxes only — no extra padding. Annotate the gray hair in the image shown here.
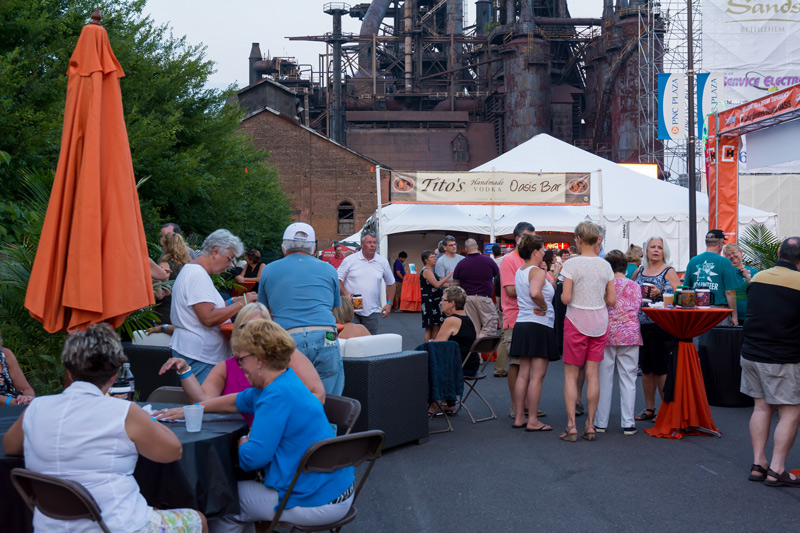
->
[201,229,244,257]
[361,231,377,243]
[464,238,479,252]
[641,236,672,268]
[61,323,127,387]
[282,240,316,255]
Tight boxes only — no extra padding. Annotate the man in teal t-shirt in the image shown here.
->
[684,229,740,325]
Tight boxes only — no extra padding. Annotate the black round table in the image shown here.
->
[0,402,247,530]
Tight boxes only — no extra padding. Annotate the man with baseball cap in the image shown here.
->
[257,222,344,394]
[684,229,740,325]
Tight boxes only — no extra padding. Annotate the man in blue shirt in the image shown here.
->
[392,251,407,311]
[258,222,344,395]
[684,229,740,325]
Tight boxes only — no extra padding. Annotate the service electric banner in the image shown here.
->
[658,73,687,140]
[703,0,800,103]
[390,171,591,205]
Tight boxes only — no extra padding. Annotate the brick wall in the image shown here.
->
[239,109,389,251]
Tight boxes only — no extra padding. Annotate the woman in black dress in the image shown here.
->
[236,249,265,293]
[420,250,452,342]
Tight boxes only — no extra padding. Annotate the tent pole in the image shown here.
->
[376,164,384,257]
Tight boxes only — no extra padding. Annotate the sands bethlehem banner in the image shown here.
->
[390,171,591,205]
[658,74,687,140]
[703,0,800,103]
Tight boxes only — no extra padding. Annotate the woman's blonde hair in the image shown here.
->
[232,303,271,340]
[332,297,354,324]
[161,232,191,265]
[641,236,672,268]
[232,319,295,371]
[625,244,643,264]
[574,221,600,246]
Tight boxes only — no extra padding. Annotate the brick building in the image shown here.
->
[239,106,389,251]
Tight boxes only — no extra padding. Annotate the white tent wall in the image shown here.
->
[739,173,800,237]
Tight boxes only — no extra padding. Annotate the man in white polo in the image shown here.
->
[338,231,396,335]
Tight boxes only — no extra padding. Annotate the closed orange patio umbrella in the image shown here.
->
[25,12,154,332]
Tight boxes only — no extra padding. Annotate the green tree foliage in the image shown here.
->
[0,0,292,251]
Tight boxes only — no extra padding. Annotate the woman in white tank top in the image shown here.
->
[509,234,559,432]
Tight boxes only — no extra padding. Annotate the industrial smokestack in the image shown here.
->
[446,0,463,35]
[249,43,262,86]
[475,0,491,35]
[358,0,393,75]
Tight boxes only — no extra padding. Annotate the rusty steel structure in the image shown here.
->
[243,0,674,173]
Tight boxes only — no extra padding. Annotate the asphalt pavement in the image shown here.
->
[353,310,800,532]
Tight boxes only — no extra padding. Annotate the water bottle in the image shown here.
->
[109,362,135,401]
[663,285,674,307]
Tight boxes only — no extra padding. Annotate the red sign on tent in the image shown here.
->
[320,244,356,269]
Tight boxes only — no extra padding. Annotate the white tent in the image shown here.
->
[356,134,778,270]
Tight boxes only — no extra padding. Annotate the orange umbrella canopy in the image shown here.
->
[25,16,154,333]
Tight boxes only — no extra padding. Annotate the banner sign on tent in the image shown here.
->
[697,73,723,138]
[390,171,591,205]
[658,73,687,140]
[717,84,800,135]
[703,0,800,103]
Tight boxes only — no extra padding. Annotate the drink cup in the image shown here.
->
[696,289,711,307]
[663,292,674,307]
[184,404,204,433]
[351,294,363,310]
[409,263,416,274]
[680,289,696,308]
[642,282,656,298]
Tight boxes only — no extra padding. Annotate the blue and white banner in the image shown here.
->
[697,73,723,138]
[658,73,686,141]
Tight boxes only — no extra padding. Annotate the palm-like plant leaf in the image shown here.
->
[739,223,780,270]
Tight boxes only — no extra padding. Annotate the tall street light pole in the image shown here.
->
[687,0,697,257]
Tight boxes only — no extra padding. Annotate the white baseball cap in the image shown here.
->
[282,222,316,242]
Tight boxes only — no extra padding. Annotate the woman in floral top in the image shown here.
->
[594,251,642,435]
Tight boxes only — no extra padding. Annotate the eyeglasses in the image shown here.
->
[235,353,254,367]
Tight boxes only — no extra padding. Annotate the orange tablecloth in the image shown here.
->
[400,273,421,312]
[220,322,234,339]
[642,307,732,439]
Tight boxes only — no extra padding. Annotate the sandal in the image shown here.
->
[582,426,596,441]
[749,464,768,482]
[635,408,656,421]
[559,425,577,442]
[764,468,800,487]
[525,423,552,432]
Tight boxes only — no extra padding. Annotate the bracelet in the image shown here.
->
[5,396,11,406]
[177,366,192,376]
[161,324,167,333]
[387,302,393,306]
[243,294,248,305]
[178,369,193,380]
[227,298,233,306]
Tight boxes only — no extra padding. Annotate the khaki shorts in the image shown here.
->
[740,357,800,406]
[502,328,520,366]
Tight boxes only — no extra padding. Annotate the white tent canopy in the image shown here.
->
[355,134,778,270]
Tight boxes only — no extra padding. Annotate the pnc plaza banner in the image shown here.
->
[390,171,591,205]
[703,0,800,103]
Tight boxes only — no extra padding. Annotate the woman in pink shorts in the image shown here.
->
[559,222,616,442]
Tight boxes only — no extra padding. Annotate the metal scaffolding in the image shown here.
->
[635,0,702,187]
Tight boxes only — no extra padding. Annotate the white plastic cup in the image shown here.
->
[184,404,204,433]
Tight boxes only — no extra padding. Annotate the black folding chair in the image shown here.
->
[458,336,501,423]
[147,386,190,404]
[267,430,386,533]
[10,468,111,533]
[324,394,362,435]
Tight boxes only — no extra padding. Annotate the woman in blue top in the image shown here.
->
[211,319,354,532]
